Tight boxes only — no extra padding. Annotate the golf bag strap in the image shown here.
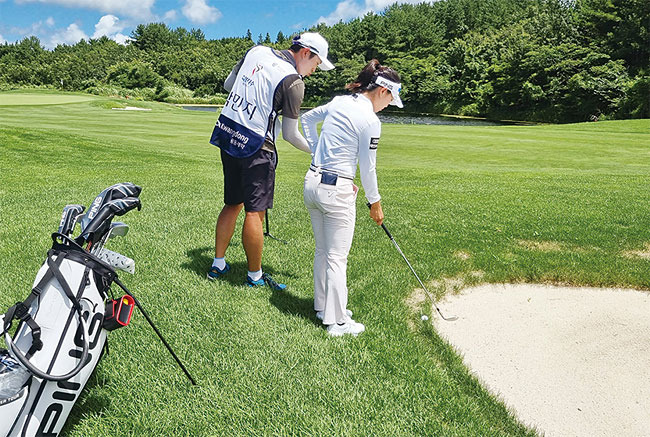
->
[51,235,117,282]
[30,259,57,299]
[3,302,43,358]
[0,256,65,357]
[46,250,83,312]
[0,264,53,336]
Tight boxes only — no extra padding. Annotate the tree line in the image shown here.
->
[0,0,647,122]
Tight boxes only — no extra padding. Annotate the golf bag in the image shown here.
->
[0,182,143,437]
[0,234,119,436]
[0,183,194,437]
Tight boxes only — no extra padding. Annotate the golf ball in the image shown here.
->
[421,315,429,321]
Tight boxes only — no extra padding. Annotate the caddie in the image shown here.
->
[208,32,335,290]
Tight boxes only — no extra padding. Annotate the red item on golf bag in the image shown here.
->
[104,296,135,331]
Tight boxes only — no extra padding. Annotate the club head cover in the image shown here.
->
[77,196,141,245]
[79,183,142,232]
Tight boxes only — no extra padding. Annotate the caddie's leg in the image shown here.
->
[215,203,243,258]
[242,210,265,271]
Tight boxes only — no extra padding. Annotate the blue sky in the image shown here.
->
[0,0,425,49]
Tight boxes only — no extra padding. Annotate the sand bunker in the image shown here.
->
[112,106,152,111]
[433,283,650,436]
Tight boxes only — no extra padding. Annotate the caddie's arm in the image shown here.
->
[282,118,311,153]
[280,77,311,154]
[223,57,245,92]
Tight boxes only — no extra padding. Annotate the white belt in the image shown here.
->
[309,164,354,183]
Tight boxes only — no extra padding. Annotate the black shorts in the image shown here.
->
[221,148,276,212]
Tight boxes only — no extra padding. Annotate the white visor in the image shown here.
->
[375,76,403,108]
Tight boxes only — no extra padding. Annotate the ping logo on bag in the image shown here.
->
[35,380,81,436]
[31,303,106,436]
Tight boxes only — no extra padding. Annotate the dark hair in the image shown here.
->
[289,44,318,59]
[346,59,401,94]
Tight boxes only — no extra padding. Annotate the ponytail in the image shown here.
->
[346,59,401,94]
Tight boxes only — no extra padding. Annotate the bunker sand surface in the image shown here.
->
[433,283,650,437]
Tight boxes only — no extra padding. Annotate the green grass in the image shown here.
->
[0,89,99,105]
[1,91,649,436]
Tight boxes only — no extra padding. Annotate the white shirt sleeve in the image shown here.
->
[281,117,311,154]
[300,103,330,152]
[358,121,382,204]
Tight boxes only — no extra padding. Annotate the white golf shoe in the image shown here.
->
[316,309,352,321]
[327,319,365,337]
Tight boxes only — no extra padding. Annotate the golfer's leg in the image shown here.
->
[308,208,327,311]
[304,171,327,312]
[215,203,243,258]
[242,210,265,272]
[322,190,356,325]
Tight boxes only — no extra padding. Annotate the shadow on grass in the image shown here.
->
[181,246,299,287]
[269,288,320,327]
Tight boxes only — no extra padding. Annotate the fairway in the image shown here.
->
[0,92,649,436]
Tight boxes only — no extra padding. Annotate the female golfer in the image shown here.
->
[302,60,402,336]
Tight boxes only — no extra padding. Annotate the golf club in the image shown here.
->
[91,222,129,255]
[79,182,142,233]
[58,204,85,237]
[96,248,135,274]
[92,222,134,273]
[367,203,458,322]
[263,210,287,244]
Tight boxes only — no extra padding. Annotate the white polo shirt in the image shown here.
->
[301,94,381,204]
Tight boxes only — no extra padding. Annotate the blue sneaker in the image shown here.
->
[246,272,286,291]
[207,263,230,280]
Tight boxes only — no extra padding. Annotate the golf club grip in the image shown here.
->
[380,223,394,239]
[366,202,393,238]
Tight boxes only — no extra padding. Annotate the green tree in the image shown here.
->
[131,23,176,51]
[576,0,650,74]
[107,60,164,89]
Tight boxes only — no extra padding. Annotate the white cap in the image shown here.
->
[375,75,403,108]
[292,32,335,71]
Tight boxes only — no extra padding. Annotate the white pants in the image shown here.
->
[303,169,356,325]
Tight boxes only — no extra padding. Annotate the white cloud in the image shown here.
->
[0,34,6,44]
[181,0,221,25]
[11,19,51,37]
[112,33,130,44]
[316,0,426,26]
[91,15,131,44]
[15,0,155,19]
[46,17,55,27]
[163,9,177,21]
[48,22,88,47]
[92,14,122,38]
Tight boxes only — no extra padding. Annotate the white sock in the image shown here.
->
[212,257,226,270]
[248,269,262,281]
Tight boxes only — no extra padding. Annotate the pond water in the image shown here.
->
[180,105,514,126]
